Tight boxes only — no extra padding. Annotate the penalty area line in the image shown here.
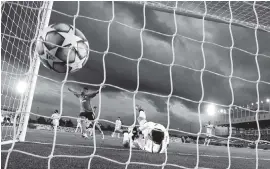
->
[23,141,270,161]
[24,141,144,152]
[177,153,270,161]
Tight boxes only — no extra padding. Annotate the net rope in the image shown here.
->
[130,1,270,32]
[1,1,270,169]
[1,1,45,142]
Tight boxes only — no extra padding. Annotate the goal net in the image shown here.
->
[1,1,270,169]
[1,1,53,143]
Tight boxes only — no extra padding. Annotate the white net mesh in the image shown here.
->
[130,1,270,31]
[1,1,270,169]
[1,1,52,143]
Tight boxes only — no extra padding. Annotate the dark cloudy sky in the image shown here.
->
[29,1,270,133]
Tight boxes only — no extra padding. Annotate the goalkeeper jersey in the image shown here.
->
[137,122,169,153]
[139,122,167,139]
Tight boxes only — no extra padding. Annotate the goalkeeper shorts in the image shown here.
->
[151,129,165,145]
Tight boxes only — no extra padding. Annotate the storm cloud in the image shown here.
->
[2,1,269,132]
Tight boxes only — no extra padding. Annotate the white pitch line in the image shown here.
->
[23,141,270,161]
[24,141,145,152]
[177,152,270,161]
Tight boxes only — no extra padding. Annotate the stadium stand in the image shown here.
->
[214,103,270,149]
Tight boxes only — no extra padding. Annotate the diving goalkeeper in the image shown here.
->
[122,105,169,153]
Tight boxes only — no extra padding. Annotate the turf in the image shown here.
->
[1,129,270,169]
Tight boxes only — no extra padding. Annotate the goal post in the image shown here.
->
[18,1,53,142]
[124,1,270,32]
[1,1,53,144]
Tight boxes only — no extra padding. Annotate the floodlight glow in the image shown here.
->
[17,81,27,94]
[261,101,263,103]
[267,99,270,103]
[251,103,254,105]
[207,104,216,116]
[220,109,223,113]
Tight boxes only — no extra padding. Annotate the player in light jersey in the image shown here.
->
[51,110,60,130]
[85,118,94,136]
[122,105,169,153]
[204,121,215,146]
[75,116,82,133]
[1,114,4,125]
[111,117,122,138]
[68,87,104,139]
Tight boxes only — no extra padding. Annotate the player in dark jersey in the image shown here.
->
[68,86,105,139]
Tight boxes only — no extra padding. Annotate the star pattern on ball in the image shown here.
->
[39,47,63,67]
[38,23,89,73]
[69,54,85,72]
[58,28,83,48]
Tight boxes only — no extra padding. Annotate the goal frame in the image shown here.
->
[122,1,270,32]
[18,1,54,142]
[1,1,54,144]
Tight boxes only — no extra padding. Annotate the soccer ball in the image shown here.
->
[36,23,89,73]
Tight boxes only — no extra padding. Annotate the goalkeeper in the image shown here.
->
[122,105,169,153]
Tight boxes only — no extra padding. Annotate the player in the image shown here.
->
[111,117,122,138]
[122,105,170,153]
[10,114,14,125]
[122,105,169,153]
[68,87,105,139]
[86,106,104,137]
[75,116,82,133]
[204,121,215,146]
[85,118,94,136]
[181,136,186,143]
[51,110,60,130]
[3,114,11,125]
[1,114,4,125]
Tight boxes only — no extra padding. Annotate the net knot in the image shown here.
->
[161,162,167,168]
[48,154,54,159]
[89,154,95,159]
[125,160,131,165]
[109,18,114,24]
